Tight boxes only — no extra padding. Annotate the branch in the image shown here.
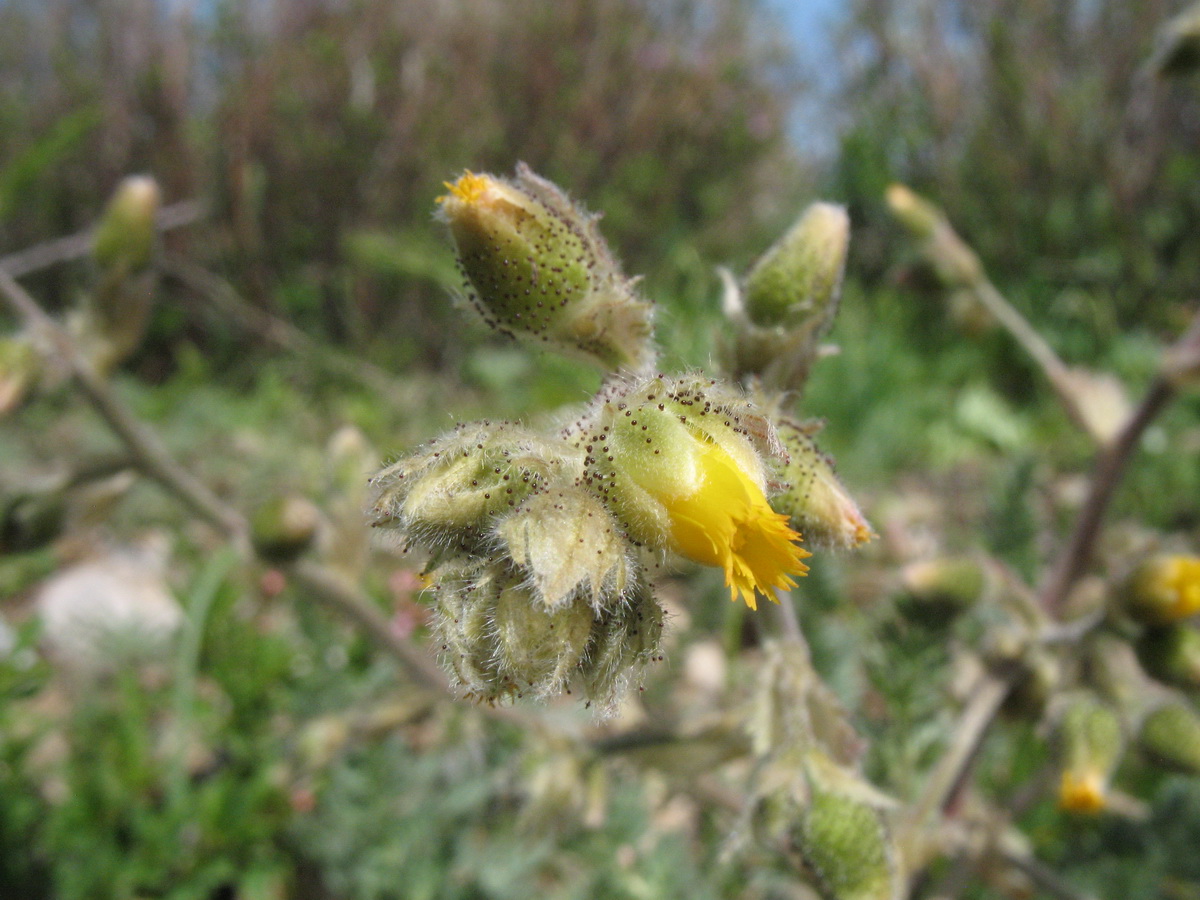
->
[0,200,204,279]
[1038,376,1175,616]
[0,260,454,697]
[0,263,246,538]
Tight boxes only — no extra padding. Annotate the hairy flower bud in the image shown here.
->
[794,787,900,900]
[368,420,573,552]
[1136,624,1200,690]
[1124,555,1200,625]
[429,560,661,708]
[497,485,634,610]
[438,165,654,372]
[772,419,872,551]
[579,582,664,712]
[92,176,160,276]
[1139,702,1200,774]
[744,202,849,332]
[73,176,162,376]
[577,374,810,609]
[1057,696,1123,814]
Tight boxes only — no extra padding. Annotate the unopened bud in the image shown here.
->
[580,582,664,712]
[92,176,161,275]
[0,335,42,416]
[438,165,654,372]
[578,374,809,609]
[1139,702,1200,775]
[794,787,900,900]
[251,494,320,564]
[1136,624,1200,689]
[430,561,513,701]
[368,421,572,552]
[772,419,872,551]
[497,486,634,610]
[1124,555,1200,625]
[896,556,985,625]
[744,202,849,332]
[1057,697,1123,814]
[885,184,983,288]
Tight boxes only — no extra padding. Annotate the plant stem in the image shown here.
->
[1038,376,1174,615]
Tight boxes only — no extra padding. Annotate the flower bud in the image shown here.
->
[368,421,573,552]
[251,494,320,564]
[744,202,849,331]
[430,561,513,701]
[92,176,161,276]
[772,419,872,551]
[438,165,654,372]
[0,335,42,416]
[794,787,900,900]
[579,581,664,712]
[885,184,984,288]
[1124,555,1200,625]
[1139,702,1200,775]
[896,556,985,626]
[577,374,810,609]
[1057,696,1123,814]
[1136,624,1200,690]
[496,485,634,610]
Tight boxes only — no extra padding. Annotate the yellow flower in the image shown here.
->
[1058,768,1107,814]
[1128,555,1200,624]
[581,375,810,610]
[661,438,810,609]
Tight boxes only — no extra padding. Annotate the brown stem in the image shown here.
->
[0,200,204,280]
[1038,377,1174,616]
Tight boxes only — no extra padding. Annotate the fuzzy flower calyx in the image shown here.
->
[438,165,654,372]
[1056,696,1122,814]
[578,375,810,609]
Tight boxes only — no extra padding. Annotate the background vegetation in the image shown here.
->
[2,0,1199,897]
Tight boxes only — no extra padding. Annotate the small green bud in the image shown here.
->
[92,175,161,275]
[250,494,320,564]
[794,788,900,900]
[1136,625,1200,690]
[896,556,985,625]
[579,581,664,711]
[772,419,872,551]
[368,421,573,552]
[576,374,809,609]
[1057,696,1123,813]
[744,202,849,331]
[0,335,42,416]
[885,184,984,288]
[438,166,655,372]
[497,485,634,610]
[1139,702,1200,775]
[1124,555,1200,625]
[430,561,514,701]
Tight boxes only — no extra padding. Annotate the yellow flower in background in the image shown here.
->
[1127,555,1200,625]
[1058,768,1107,814]
[661,438,810,609]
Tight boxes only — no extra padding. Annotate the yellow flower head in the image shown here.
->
[1058,768,1107,814]
[1128,555,1200,625]
[579,375,810,609]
